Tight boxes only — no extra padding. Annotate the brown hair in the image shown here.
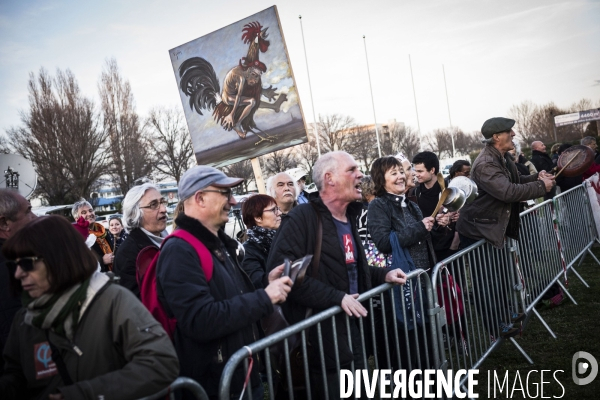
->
[241,194,277,228]
[2,215,97,295]
[370,156,403,197]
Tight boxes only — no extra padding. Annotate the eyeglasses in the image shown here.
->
[264,206,281,215]
[5,257,43,273]
[140,198,168,210]
[200,189,233,201]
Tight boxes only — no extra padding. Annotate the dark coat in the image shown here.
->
[531,150,554,174]
[0,238,21,370]
[266,198,389,369]
[456,145,546,248]
[0,273,179,400]
[367,193,432,270]
[156,214,273,399]
[242,240,269,289]
[113,228,156,298]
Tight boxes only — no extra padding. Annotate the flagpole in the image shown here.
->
[363,35,382,158]
[409,54,423,152]
[298,15,321,156]
[443,64,456,157]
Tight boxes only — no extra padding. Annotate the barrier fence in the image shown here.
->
[208,181,599,400]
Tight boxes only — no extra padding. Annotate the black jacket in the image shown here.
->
[113,228,156,298]
[156,214,273,399]
[266,198,389,369]
[0,238,21,371]
[242,240,269,289]
[531,150,554,174]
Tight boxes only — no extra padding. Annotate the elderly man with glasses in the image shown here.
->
[113,183,169,297]
[156,165,292,399]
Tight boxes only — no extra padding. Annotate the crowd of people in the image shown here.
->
[1,116,599,400]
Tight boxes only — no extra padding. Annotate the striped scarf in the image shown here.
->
[22,277,91,341]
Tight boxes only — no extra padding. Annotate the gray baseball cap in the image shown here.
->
[178,165,244,200]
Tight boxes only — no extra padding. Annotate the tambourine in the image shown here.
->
[555,145,595,177]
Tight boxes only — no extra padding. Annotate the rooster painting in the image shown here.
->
[178,21,287,143]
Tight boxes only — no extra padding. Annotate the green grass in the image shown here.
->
[474,244,600,399]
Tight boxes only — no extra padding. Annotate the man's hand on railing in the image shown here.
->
[384,268,407,285]
[341,293,368,317]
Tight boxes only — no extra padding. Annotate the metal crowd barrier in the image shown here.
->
[430,237,528,392]
[138,377,210,400]
[552,184,600,274]
[219,269,442,400]
[217,182,599,399]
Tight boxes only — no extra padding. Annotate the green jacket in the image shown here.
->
[0,272,179,400]
[456,144,546,248]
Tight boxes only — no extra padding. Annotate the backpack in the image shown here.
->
[136,229,213,339]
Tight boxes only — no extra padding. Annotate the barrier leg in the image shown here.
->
[569,266,590,288]
[531,307,557,339]
[507,337,534,365]
[556,280,578,305]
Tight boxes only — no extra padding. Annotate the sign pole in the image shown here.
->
[251,158,266,194]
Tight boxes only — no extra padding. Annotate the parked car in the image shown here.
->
[442,165,452,178]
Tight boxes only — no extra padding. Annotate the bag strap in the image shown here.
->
[165,229,213,281]
[309,202,323,279]
[44,330,74,386]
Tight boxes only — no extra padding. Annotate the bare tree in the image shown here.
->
[317,114,356,152]
[388,124,421,160]
[346,125,379,173]
[508,100,539,145]
[294,138,320,181]
[7,68,109,205]
[223,160,255,194]
[261,148,297,176]
[0,135,10,154]
[99,58,153,194]
[426,129,454,159]
[146,106,194,183]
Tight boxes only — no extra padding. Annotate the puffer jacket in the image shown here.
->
[0,272,179,400]
[456,144,546,248]
[531,150,554,174]
[156,214,273,399]
[266,198,389,369]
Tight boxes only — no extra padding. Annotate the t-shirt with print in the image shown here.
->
[332,217,358,294]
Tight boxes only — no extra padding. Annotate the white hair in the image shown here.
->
[266,172,299,200]
[71,199,93,219]
[122,183,161,230]
[312,151,343,191]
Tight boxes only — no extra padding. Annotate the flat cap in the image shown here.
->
[481,117,515,139]
[178,165,243,200]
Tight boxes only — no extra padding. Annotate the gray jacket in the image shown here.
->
[456,144,546,248]
[0,272,179,400]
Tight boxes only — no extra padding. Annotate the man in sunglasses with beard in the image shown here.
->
[0,189,37,371]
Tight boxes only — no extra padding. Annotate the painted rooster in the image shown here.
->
[179,21,287,142]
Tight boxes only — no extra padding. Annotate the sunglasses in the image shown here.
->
[5,257,43,273]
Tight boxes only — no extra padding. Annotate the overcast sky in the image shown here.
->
[1,0,599,141]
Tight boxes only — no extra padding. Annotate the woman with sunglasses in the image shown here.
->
[241,194,282,289]
[0,215,179,400]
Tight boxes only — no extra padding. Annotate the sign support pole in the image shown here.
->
[251,158,266,194]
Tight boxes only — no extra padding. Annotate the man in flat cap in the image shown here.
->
[456,117,555,338]
[156,165,292,399]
